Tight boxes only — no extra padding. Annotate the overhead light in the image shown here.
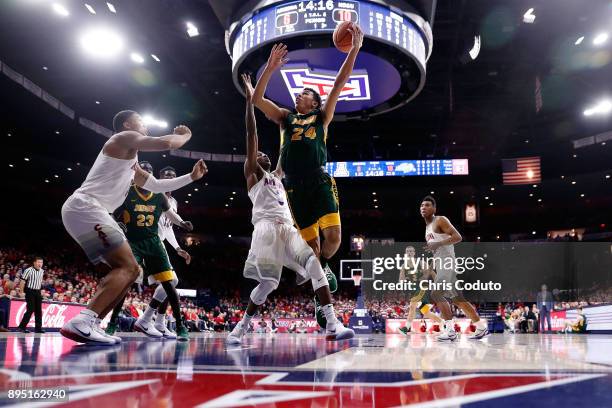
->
[496,235,500,240]
[186,22,199,37]
[532,184,537,188]
[490,187,495,191]
[42,66,48,71]
[468,35,481,60]
[130,52,145,64]
[571,181,577,185]
[485,196,489,200]
[574,36,584,45]
[489,202,493,206]
[374,205,378,209]
[85,4,96,14]
[532,231,536,235]
[24,157,30,162]
[142,114,168,129]
[151,54,161,62]
[80,27,124,59]
[55,130,60,134]
[95,100,101,105]
[8,164,14,168]
[527,170,534,179]
[52,3,69,17]
[225,204,229,207]
[580,193,585,197]
[106,2,116,13]
[228,234,232,238]
[593,32,608,46]
[529,193,533,197]
[194,188,199,191]
[230,197,234,200]
[583,99,612,117]
[185,200,189,204]
[67,167,72,171]
[45,179,49,183]
[430,191,434,194]
[606,175,610,179]
[372,192,376,195]
[537,198,542,202]
[523,8,535,24]
[373,198,378,202]
[54,174,59,178]
[232,191,236,195]
[187,193,191,197]
[450,191,454,194]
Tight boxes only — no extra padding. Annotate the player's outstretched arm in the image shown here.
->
[115,125,192,152]
[322,24,364,127]
[133,160,207,193]
[164,208,193,232]
[243,74,259,178]
[438,216,463,245]
[252,44,291,125]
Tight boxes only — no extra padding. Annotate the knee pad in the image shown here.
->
[306,255,329,291]
[250,280,277,305]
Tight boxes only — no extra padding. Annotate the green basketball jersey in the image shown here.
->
[280,109,327,176]
[120,186,167,242]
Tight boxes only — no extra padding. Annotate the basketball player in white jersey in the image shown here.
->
[421,196,489,341]
[60,110,207,344]
[136,165,193,339]
[227,74,354,344]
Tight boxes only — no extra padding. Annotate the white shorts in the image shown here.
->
[243,221,312,285]
[61,192,126,265]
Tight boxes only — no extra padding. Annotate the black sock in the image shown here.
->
[161,281,183,330]
[110,295,126,324]
[149,298,161,310]
[157,299,169,315]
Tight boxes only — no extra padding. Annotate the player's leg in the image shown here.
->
[139,278,177,338]
[317,173,341,265]
[227,279,278,345]
[451,297,489,339]
[430,289,457,342]
[105,294,126,335]
[399,300,419,336]
[286,226,353,341]
[61,241,139,344]
[154,299,171,333]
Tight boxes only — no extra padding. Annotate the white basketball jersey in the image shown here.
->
[248,171,293,225]
[75,151,137,212]
[158,195,178,241]
[425,217,456,260]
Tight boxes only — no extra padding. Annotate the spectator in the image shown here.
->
[537,284,554,332]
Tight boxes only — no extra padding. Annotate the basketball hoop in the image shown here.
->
[352,273,362,286]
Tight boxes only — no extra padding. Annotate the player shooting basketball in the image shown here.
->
[251,23,364,285]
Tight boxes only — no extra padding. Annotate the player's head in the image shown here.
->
[405,246,415,257]
[139,161,153,174]
[257,151,272,171]
[160,166,176,179]
[295,88,321,113]
[420,195,436,218]
[32,256,43,269]
[113,110,148,135]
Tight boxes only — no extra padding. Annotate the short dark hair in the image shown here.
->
[113,110,137,132]
[160,166,176,177]
[303,87,322,109]
[33,256,43,262]
[422,195,436,207]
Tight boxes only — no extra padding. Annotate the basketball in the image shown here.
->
[333,21,354,53]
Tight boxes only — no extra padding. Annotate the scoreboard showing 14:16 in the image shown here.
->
[275,1,359,33]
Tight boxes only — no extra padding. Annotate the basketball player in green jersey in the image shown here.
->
[106,161,195,341]
[397,246,443,335]
[252,24,364,287]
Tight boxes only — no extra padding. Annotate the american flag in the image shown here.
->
[502,156,541,185]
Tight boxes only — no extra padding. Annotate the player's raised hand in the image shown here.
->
[267,43,289,70]
[190,159,208,180]
[348,23,364,49]
[180,220,194,232]
[174,125,191,136]
[242,73,254,100]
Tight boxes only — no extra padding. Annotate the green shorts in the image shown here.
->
[285,171,340,242]
[129,236,174,282]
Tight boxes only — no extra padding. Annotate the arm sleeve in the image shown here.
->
[22,268,30,281]
[164,209,184,226]
[165,227,181,250]
[143,173,193,193]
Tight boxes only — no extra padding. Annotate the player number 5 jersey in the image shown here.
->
[248,171,293,226]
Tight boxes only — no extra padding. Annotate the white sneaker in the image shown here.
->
[95,319,121,344]
[469,324,490,340]
[154,315,177,339]
[436,329,458,342]
[226,321,246,345]
[60,316,116,345]
[325,322,355,341]
[134,318,163,338]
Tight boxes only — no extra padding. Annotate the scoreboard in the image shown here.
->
[325,159,470,177]
[225,0,433,118]
[231,0,428,71]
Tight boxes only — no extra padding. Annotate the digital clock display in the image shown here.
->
[325,159,470,177]
[231,0,426,69]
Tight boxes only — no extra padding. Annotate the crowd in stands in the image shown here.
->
[0,246,607,334]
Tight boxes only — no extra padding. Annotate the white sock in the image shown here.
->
[445,320,455,331]
[242,313,254,326]
[142,306,156,322]
[155,313,166,324]
[322,304,338,328]
[80,309,98,319]
[475,319,487,330]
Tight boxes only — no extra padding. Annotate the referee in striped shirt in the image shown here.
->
[18,257,45,333]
